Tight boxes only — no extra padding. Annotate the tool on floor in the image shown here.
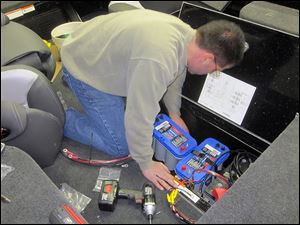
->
[98,180,156,224]
[142,183,156,224]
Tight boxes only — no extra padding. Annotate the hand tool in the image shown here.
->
[98,180,156,224]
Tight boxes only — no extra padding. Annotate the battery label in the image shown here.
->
[155,121,187,147]
[155,121,171,132]
[202,144,220,157]
[172,135,187,148]
[187,158,203,170]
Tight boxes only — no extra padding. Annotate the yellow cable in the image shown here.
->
[167,189,178,205]
[43,40,52,48]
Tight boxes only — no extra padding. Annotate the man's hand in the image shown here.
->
[142,161,178,191]
[169,113,189,133]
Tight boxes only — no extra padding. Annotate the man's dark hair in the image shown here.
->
[196,20,246,67]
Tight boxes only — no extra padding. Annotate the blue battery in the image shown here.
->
[175,138,230,191]
[152,114,197,170]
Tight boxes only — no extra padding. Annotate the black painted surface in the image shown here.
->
[179,3,299,151]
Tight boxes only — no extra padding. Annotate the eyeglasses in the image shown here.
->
[211,56,221,78]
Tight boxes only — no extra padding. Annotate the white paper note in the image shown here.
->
[198,72,256,125]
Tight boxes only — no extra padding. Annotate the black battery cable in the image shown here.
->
[228,150,258,181]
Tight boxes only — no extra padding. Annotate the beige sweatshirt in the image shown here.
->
[61,9,195,171]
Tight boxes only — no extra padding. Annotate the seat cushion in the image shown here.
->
[1,145,68,224]
[240,1,299,35]
[1,21,56,79]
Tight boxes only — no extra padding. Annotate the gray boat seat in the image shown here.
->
[239,1,299,36]
[1,12,56,80]
[109,1,230,15]
[1,65,65,168]
[108,1,145,13]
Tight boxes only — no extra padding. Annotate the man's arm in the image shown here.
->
[125,59,177,190]
[163,69,189,133]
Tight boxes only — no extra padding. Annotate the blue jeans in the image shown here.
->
[62,67,129,157]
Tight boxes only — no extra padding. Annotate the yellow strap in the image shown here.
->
[167,189,178,204]
[43,40,52,48]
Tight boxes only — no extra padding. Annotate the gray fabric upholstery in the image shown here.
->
[1,65,65,125]
[8,52,55,81]
[1,145,69,224]
[197,115,299,224]
[240,1,299,36]
[28,71,65,126]
[1,101,27,140]
[1,18,56,79]
[1,65,65,168]
[108,1,145,12]
[140,1,182,14]
[1,66,38,107]
[108,1,229,16]
[1,101,63,168]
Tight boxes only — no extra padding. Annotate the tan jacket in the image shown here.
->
[61,9,195,170]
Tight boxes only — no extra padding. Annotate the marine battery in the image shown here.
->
[152,114,197,170]
[175,138,230,191]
